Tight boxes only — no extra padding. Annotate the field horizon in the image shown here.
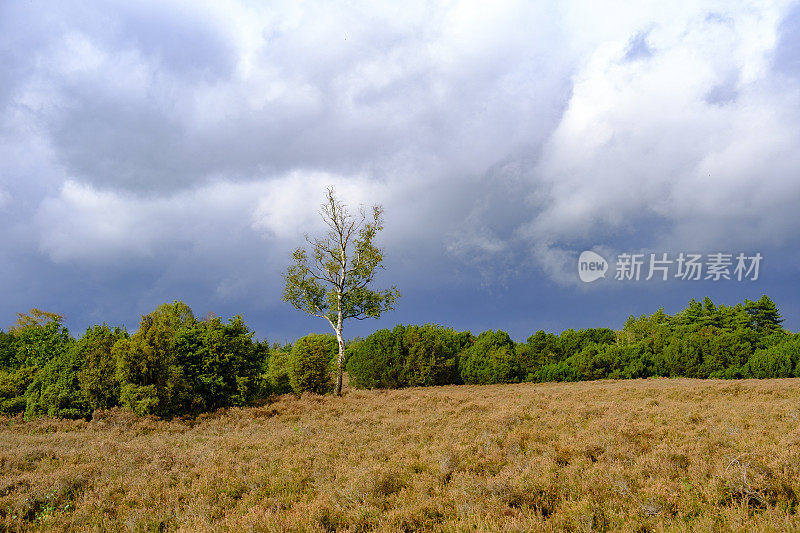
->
[2,377,800,532]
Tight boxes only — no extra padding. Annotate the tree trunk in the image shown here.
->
[335,329,345,396]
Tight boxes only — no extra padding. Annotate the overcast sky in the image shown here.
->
[2,1,800,341]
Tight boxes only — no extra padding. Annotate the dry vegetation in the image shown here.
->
[2,378,800,532]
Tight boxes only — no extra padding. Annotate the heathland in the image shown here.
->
[2,378,799,531]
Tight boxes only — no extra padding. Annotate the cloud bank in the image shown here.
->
[1,0,799,336]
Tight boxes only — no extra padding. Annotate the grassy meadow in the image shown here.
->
[1,378,800,532]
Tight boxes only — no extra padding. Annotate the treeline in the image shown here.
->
[0,295,797,419]
[345,295,797,387]
[0,303,337,419]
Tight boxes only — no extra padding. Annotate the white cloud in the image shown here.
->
[250,171,390,241]
[521,1,800,282]
[35,179,269,263]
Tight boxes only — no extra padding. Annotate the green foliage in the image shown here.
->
[522,330,562,366]
[0,366,37,415]
[459,330,518,385]
[661,329,707,378]
[112,302,266,417]
[619,308,669,345]
[571,343,618,381]
[558,328,616,358]
[0,331,15,368]
[346,328,405,389]
[402,325,467,387]
[25,343,91,420]
[252,339,272,397]
[533,361,579,383]
[744,335,800,378]
[0,294,795,417]
[24,323,126,420]
[114,301,196,417]
[173,315,262,412]
[11,318,72,369]
[119,384,159,417]
[78,324,128,411]
[289,334,337,394]
[346,296,792,390]
[346,325,470,389]
[0,311,80,419]
[609,344,653,379]
[266,345,293,395]
[744,295,784,333]
[282,193,400,326]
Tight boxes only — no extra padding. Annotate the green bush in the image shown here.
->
[266,345,293,395]
[0,295,796,414]
[534,361,579,383]
[347,325,471,389]
[0,331,15,368]
[119,384,160,416]
[459,330,518,385]
[173,315,262,412]
[559,328,616,358]
[113,302,265,416]
[289,334,336,394]
[114,301,196,417]
[78,324,128,411]
[744,336,799,378]
[0,366,37,415]
[745,348,793,378]
[25,342,91,420]
[611,344,653,379]
[10,319,73,369]
[572,343,617,381]
[518,330,561,375]
[346,327,405,389]
[402,325,468,387]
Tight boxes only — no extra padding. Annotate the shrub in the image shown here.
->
[0,366,37,415]
[402,324,467,386]
[572,343,617,381]
[744,337,799,379]
[611,344,654,379]
[534,361,579,383]
[459,330,518,385]
[11,317,73,369]
[347,325,471,389]
[266,345,293,395]
[0,331,15,368]
[78,324,128,411]
[558,328,615,358]
[346,327,405,389]
[114,301,196,417]
[24,342,91,420]
[173,315,262,412]
[289,334,336,394]
[119,384,160,416]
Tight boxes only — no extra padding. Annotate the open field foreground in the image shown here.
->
[2,379,800,532]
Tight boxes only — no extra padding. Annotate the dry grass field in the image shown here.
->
[2,378,800,532]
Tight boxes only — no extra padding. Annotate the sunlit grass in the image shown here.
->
[1,378,799,531]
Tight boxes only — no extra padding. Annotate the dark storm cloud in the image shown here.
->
[7,1,572,194]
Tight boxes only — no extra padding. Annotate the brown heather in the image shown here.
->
[2,378,800,532]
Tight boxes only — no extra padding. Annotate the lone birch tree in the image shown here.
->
[282,188,400,395]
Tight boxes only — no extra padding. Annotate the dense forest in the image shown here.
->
[0,295,796,420]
